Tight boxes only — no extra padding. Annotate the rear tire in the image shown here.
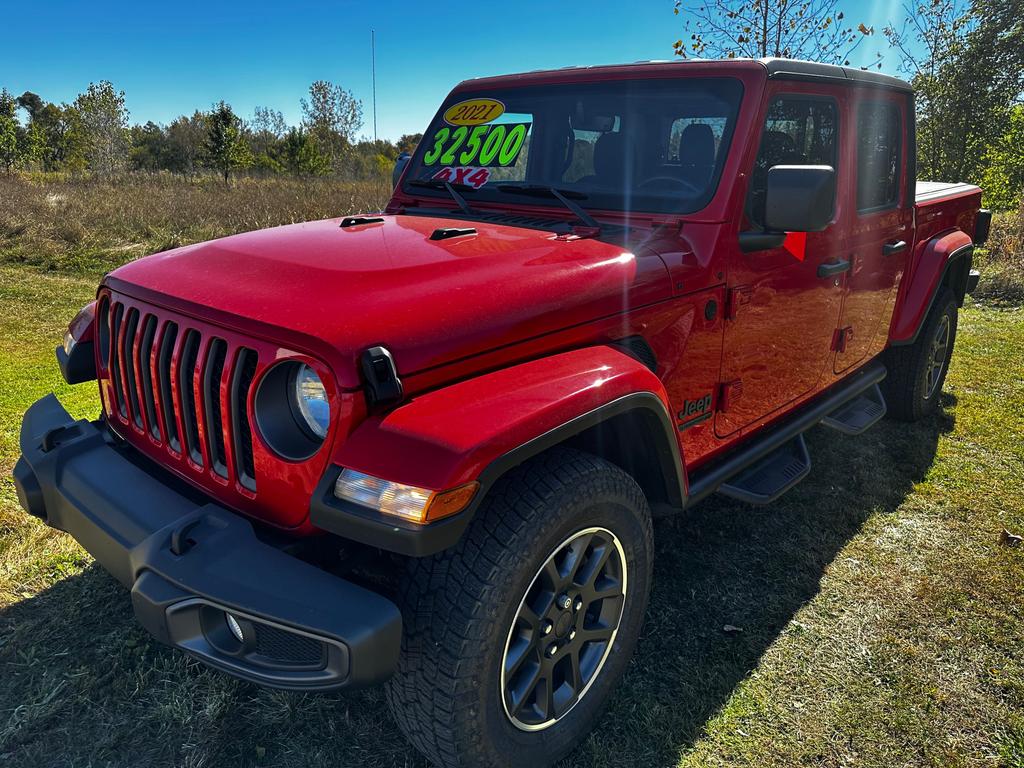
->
[883,287,958,422]
[385,448,653,768]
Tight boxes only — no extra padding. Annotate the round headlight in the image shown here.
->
[293,364,329,439]
[254,360,331,461]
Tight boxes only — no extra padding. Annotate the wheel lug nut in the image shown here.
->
[574,598,583,611]
[546,644,558,658]
[541,621,553,636]
[557,594,571,610]
[568,629,576,641]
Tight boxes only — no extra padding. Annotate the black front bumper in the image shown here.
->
[12,394,401,691]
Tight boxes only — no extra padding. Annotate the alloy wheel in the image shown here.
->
[500,526,627,732]
[924,313,951,400]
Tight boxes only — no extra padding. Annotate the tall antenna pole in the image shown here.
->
[371,30,378,143]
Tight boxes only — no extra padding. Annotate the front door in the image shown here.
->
[716,88,848,437]
[835,93,912,372]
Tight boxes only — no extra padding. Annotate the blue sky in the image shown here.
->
[3,0,910,141]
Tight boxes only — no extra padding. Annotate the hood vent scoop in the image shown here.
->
[339,216,385,228]
[430,227,477,241]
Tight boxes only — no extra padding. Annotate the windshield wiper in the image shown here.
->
[408,179,476,215]
[495,184,601,231]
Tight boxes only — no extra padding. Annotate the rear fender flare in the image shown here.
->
[889,231,973,346]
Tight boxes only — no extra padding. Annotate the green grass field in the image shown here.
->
[1,176,1023,767]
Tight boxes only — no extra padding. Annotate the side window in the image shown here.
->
[747,96,838,228]
[856,101,902,212]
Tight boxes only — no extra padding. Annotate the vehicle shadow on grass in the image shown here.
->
[0,402,954,768]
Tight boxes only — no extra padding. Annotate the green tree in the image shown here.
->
[250,106,288,158]
[0,89,21,174]
[130,121,171,171]
[278,127,330,176]
[301,80,362,166]
[23,121,46,169]
[203,102,253,184]
[71,81,129,174]
[166,111,206,175]
[15,91,43,122]
[672,0,881,67]
[885,0,1024,186]
[981,106,1024,210]
[397,133,423,155]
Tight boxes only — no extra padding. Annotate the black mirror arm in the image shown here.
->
[738,230,787,253]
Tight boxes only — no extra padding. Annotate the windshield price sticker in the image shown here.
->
[444,98,505,126]
[431,167,491,189]
[422,123,529,168]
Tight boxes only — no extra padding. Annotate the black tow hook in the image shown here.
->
[170,518,203,556]
[40,423,81,453]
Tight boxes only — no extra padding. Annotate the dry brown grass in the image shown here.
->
[0,172,393,276]
[972,204,1024,304]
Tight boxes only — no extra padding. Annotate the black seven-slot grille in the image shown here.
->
[101,295,259,493]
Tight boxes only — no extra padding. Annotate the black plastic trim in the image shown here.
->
[738,231,786,253]
[430,226,477,241]
[763,58,913,93]
[975,209,991,246]
[56,341,97,385]
[717,433,811,505]
[360,346,403,406]
[13,394,401,691]
[817,259,851,278]
[686,359,886,505]
[966,269,980,295]
[339,216,384,228]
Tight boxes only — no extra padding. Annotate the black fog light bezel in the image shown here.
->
[253,360,327,461]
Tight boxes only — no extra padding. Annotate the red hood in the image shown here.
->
[106,214,671,388]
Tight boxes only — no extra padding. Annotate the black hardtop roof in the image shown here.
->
[460,57,912,94]
[760,58,912,92]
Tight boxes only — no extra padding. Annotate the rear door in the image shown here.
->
[716,86,849,437]
[835,93,912,372]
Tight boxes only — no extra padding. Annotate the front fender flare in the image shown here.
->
[310,346,686,555]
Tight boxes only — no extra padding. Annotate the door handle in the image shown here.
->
[883,240,907,256]
[817,259,851,278]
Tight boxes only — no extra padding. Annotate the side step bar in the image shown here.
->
[718,434,811,505]
[686,360,887,507]
[821,382,887,435]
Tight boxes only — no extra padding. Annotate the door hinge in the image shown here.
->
[725,287,752,320]
[832,326,854,353]
[719,379,743,412]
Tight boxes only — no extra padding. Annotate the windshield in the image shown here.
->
[402,77,743,216]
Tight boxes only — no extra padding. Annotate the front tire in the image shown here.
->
[883,287,959,422]
[385,448,653,768]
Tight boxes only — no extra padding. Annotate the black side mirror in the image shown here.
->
[764,165,835,233]
[392,152,411,189]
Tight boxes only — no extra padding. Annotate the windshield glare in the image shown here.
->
[403,77,743,216]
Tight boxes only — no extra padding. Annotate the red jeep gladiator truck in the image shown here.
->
[14,58,987,767]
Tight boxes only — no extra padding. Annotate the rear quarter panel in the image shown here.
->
[888,185,981,344]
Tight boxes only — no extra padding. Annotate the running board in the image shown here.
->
[821,382,887,435]
[717,434,810,505]
[685,360,887,508]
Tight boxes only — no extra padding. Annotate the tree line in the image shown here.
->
[2,0,1022,207]
[0,79,422,183]
[673,0,1024,209]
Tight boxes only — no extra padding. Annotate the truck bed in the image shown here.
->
[914,181,983,249]
[916,181,981,205]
